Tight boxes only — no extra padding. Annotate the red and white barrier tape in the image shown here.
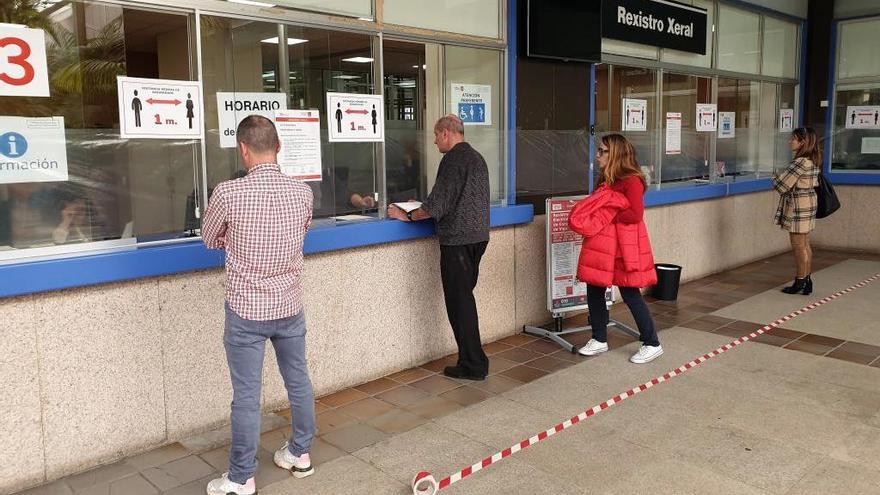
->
[412,272,880,494]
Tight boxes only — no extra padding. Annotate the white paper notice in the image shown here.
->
[216,92,286,148]
[275,109,322,181]
[0,116,68,184]
[862,137,880,154]
[326,92,384,142]
[779,108,794,132]
[391,201,422,213]
[622,98,647,132]
[0,26,50,97]
[450,83,492,126]
[665,112,681,155]
[696,103,717,132]
[718,112,735,139]
[117,76,203,139]
[845,106,880,129]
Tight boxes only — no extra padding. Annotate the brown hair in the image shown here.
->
[791,127,822,169]
[596,133,648,191]
[236,115,279,153]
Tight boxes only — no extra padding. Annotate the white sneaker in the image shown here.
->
[630,345,663,364]
[578,339,609,356]
[206,473,255,495]
[274,441,314,478]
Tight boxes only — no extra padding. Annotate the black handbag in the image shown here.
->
[815,173,840,219]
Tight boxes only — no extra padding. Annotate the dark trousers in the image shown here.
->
[440,241,489,376]
[586,284,660,347]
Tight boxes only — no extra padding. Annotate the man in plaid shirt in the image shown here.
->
[202,116,316,495]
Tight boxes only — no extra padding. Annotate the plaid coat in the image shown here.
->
[773,158,819,233]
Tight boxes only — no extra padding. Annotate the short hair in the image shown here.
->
[236,115,279,153]
[434,114,464,135]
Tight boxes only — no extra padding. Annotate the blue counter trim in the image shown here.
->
[0,204,534,299]
[826,173,880,185]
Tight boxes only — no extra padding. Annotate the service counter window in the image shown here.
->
[200,17,378,220]
[0,1,198,260]
[716,78,760,178]
[831,17,880,173]
[660,73,713,183]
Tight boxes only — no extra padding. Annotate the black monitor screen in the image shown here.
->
[526,0,601,63]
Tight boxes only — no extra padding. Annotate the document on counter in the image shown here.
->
[391,201,422,212]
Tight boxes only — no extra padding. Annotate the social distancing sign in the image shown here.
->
[0,116,68,184]
[326,92,384,142]
[0,26,50,97]
[117,76,203,139]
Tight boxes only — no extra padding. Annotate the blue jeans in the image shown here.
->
[224,303,316,484]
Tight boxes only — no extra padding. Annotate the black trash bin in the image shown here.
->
[653,263,682,301]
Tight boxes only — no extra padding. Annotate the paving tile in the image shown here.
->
[352,377,399,396]
[403,395,464,420]
[124,443,190,471]
[158,475,217,495]
[500,365,550,383]
[493,347,543,364]
[799,333,846,348]
[336,397,396,421]
[65,461,138,492]
[318,388,369,408]
[549,349,583,363]
[724,320,766,332]
[680,318,728,332]
[18,481,74,495]
[314,409,358,435]
[419,355,457,373]
[82,474,158,495]
[310,437,346,467]
[524,355,576,373]
[784,338,840,356]
[375,385,431,408]
[366,409,428,435]
[497,334,537,346]
[140,456,215,491]
[482,341,515,355]
[179,426,232,454]
[519,338,562,355]
[751,330,803,347]
[198,446,230,473]
[320,423,388,453]
[439,385,493,407]
[826,341,880,365]
[714,324,752,340]
[408,375,461,394]
[386,367,433,384]
[487,356,519,375]
[252,448,291,487]
[314,401,332,413]
[470,374,524,395]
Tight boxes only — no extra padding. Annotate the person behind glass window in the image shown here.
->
[773,127,820,295]
[569,134,663,364]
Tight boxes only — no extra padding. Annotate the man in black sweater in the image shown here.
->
[388,114,490,380]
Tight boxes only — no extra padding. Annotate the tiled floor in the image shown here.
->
[17,249,880,495]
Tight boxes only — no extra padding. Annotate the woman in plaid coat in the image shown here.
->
[773,127,820,295]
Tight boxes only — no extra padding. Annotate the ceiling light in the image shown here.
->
[333,75,361,80]
[342,57,374,63]
[261,37,308,45]
[411,65,427,69]
[228,0,276,7]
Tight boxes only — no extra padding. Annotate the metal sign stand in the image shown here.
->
[523,196,640,354]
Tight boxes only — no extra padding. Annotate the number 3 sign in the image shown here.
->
[0,26,50,97]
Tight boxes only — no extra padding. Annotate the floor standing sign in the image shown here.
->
[326,92,384,142]
[0,26,50,97]
[117,76,203,139]
[524,195,638,353]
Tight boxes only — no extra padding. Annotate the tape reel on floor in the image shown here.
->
[412,471,438,495]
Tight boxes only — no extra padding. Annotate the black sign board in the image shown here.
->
[601,0,708,55]
[526,0,602,63]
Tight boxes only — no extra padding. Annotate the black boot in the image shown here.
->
[782,277,809,295]
[802,275,813,295]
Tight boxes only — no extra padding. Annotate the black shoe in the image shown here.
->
[782,277,810,295]
[443,366,486,381]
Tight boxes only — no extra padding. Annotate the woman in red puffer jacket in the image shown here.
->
[569,134,662,364]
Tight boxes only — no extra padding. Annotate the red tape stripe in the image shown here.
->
[431,272,880,490]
